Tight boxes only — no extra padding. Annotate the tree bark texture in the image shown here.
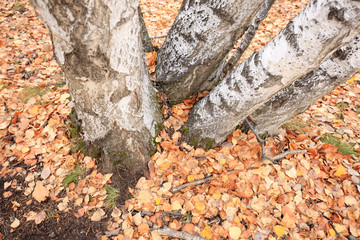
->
[249,33,360,135]
[31,0,161,178]
[156,0,266,102]
[185,0,360,148]
[204,0,275,92]
[139,6,154,52]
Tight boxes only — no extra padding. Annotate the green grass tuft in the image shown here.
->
[320,133,358,157]
[21,86,49,103]
[104,185,120,208]
[62,165,85,187]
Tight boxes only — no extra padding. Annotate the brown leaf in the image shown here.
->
[32,181,49,203]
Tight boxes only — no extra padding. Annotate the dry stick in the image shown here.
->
[245,117,307,162]
[154,227,206,240]
[215,0,275,82]
[150,34,167,39]
[171,175,213,193]
[310,199,347,240]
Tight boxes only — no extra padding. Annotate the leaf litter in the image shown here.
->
[1,0,360,239]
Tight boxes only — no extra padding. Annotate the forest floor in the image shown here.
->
[1,0,360,239]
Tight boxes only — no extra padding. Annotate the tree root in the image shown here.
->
[245,117,307,163]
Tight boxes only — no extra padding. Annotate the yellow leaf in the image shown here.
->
[28,105,39,115]
[155,198,161,205]
[274,225,285,237]
[347,76,356,84]
[187,175,195,182]
[195,201,205,211]
[219,158,226,165]
[212,192,222,200]
[329,228,336,237]
[334,165,347,177]
[229,226,241,240]
[200,225,213,239]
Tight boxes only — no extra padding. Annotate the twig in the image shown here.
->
[154,227,206,240]
[271,149,307,161]
[245,117,307,162]
[310,199,347,240]
[150,34,167,39]
[171,175,213,193]
[105,228,121,237]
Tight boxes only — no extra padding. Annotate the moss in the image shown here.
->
[154,122,164,135]
[149,149,157,156]
[109,151,128,167]
[181,126,190,136]
[199,137,215,150]
[190,138,198,147]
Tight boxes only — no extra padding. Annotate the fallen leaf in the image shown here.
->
[200,225,213,239]
[91,209,105,221]
[274,225,285,237]
[10,218,20,228]
[35,210,46,224]
[32,181,49,203]
[334,165,347,177]
[229,226,241,240]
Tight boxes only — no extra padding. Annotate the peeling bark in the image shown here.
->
[156,0,266,102]
[31,0,161,195]
[185,0,360,148]
[249,33,360,135]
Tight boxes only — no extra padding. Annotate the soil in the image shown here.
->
[0,167,108,240]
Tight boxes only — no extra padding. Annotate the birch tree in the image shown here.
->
[30,0,162,192]
[156,0,267,101]
[30,0,360,197]
[184,0,360,147]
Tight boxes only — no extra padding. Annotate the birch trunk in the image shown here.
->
[249,34,360,135]
[185,0,360,148]
[156,0,266,102]
[31,0,161,191]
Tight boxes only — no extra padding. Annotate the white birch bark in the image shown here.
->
[185,0,360,148]
[250,33,360,135]
[30,0,161,178]
[156,0,266,102]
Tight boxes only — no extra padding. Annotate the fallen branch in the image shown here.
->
[171,175,213,193]
[245,117,307,163]
[154,228,206,240]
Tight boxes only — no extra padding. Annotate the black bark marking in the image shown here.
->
[328,6,345,22]
[282,21,300,51]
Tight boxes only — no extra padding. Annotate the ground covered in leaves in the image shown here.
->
[1,0,360,239]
